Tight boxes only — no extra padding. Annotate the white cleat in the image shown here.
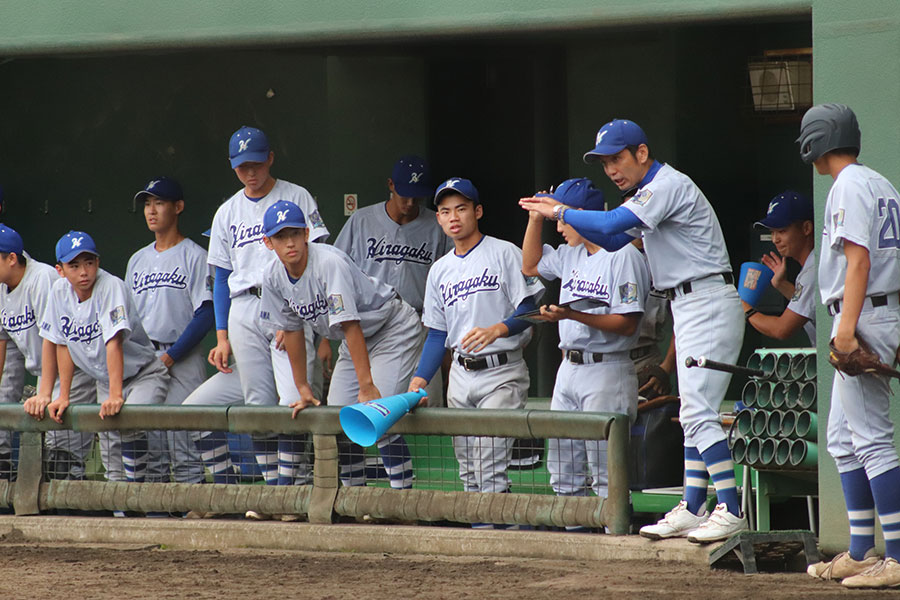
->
[687,503,748,544]
[639,500,708,540]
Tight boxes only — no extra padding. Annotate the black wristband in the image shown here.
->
[744,308,758,321]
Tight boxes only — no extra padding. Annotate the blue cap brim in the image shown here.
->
[264,221,307,237]
[230,151,270,169]
[394,181,433,198]
[58,249,99,264]
[583,144,628,163]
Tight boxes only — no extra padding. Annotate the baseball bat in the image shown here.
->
[684,356,766,378]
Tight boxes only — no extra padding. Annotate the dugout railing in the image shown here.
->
[0,404,631,534]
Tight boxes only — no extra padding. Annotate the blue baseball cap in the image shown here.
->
[264,201,307,237]
[754,191,814,229]
[0,224,23,255]
[229,126,271,168]
[134,176,184,203]
[434,177,480,206]
[539,178,605,211]
[56,231,99,264]
[583,119,649,163]
[391,155,433,198]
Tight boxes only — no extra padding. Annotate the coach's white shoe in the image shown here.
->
[807,549,879,580]
[639,500,708,540]
[687,503,747,543]
[843,557,900,588]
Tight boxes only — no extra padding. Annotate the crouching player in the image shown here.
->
[39,231,169,482]
[522,178,648,507]
[259,201,420,490]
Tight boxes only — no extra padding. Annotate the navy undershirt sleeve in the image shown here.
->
[413,328,448,383]
[214,267,232,330]
[502,295,539,336]
[166,301,214,362]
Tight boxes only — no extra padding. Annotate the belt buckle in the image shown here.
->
[462,356,478,371]
[569,350,583,364]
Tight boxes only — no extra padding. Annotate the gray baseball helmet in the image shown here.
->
[796,103,861,164]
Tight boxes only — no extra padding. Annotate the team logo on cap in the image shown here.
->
[445,178,461,189]
[71,236,83,248]
[767,201,778,214]
[409,172,423,183]
[277,210,288,223]
[596,129,608,144]
[148,180,159,190]
[238,138,251,152]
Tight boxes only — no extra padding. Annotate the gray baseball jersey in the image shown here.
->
[621,164,732,289]
[819,163,900,477]
[334,202,451,312]
[209,179,329,295]
[261,243,398,340]
[818,163,900,304]
[0,259,59,376]
[40,269,156,383]
[126,238,213,343]
[537,242,649,353]
[423,235,544,355]
[787,252,817,345]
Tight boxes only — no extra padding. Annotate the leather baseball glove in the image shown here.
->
[829,336,900,379]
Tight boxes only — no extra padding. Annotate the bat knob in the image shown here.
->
[685,356,697,368]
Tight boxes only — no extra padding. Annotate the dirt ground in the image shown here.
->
[0,541,896,600]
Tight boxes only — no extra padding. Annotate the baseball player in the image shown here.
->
[124,176,211,487]
[408,178,544,525]
[521,178,649,504]
[39,231,170,483]
[520,119,747,543]
[795,104,900,589]
[741,191,816,345]
[0,225,96,481]
[334,155,452,406]
[0,186,27,476]
[182,126,328,514]
[259,201,420,490]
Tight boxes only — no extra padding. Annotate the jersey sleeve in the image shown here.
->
[333,214,358,262]
[536,244,563,281]
[39,287,66,345]
[621,183,675,232]
[608,247,650,315]
[827,176,875,251]
[294,187,330,243]
[323,257,362,328]
[125,253,138,299]
[786,260,816,321]
[98,278,136,344]
[207,204,234,270]
[188,248,215,311]
[422,267,447,331]
[502,245,545,307]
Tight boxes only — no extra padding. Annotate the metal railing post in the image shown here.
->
[308,434,338,524]
[13,432,42,515]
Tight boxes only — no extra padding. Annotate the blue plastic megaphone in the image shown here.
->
[339,389,426,447]
[738,261,774,307]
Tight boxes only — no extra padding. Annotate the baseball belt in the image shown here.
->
[565,348,635,364]
[663,272,734,301]
[246,286,262,299]
[827,293,899,317]
[456,351,513,372]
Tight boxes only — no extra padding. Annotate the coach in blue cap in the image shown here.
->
[743,190,816,344]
